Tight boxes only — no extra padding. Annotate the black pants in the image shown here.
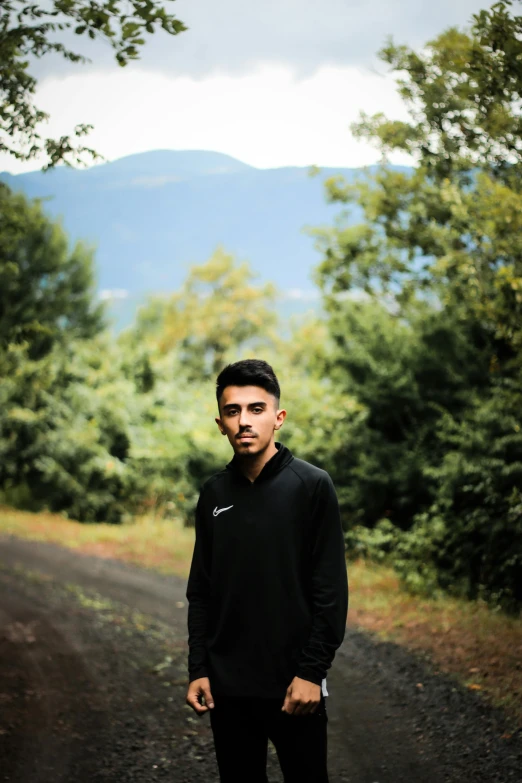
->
[209,693,329,783]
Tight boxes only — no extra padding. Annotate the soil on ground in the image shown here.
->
[0,535,521,783]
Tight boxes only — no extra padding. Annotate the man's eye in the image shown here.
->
[253,408,263,413]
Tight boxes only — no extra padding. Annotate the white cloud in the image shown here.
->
[0,63,412,174]
[99,289,129,301]
[3,0,488,175]
[285,289,321,301]
[32,0,487,81]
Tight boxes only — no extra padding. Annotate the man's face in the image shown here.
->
[216,385,286,457]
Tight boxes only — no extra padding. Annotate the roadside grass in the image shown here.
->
[350,559,522,729]
[1,505,521,728]
[0,504,195,578]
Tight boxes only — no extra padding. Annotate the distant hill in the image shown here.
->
[1,150,399,328]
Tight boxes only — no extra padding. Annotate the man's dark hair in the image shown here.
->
[216,359,281,406]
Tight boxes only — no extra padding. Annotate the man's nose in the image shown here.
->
[238,409,252,428]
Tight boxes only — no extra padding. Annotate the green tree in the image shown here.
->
[267,316,367,514]
[326,0,522,350]
[0,334,136,523]
[127,248,278,380]
[393,384,522,609]
[314,0,522,607]
[0,182,105,359]
[0,239,279,524]
[1,0,186,167]
[0,186,121,520]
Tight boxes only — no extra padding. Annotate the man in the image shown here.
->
[185,359,348,782]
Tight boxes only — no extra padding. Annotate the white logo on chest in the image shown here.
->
[213,505,234,517]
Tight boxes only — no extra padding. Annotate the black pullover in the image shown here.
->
[186,442,349,700]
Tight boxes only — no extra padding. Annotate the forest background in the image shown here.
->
[0,0,521,616]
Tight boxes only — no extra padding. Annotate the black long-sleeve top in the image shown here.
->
[186,442,349,699]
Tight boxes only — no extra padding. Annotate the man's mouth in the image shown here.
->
[238,434,256,441]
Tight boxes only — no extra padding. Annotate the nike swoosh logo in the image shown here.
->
[213,505,234,517]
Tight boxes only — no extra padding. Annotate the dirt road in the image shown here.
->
[0,535,520,782]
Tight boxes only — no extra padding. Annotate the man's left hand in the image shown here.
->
[282,676,321,716]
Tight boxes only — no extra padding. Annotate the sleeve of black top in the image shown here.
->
[295,472,349,686]
[185,492,212,682]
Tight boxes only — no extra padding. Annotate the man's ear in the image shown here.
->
[274,409,287,431]
[215,417,226,435]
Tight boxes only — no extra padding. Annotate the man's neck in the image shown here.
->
[237,441,278,483]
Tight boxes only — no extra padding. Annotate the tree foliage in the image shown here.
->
[314,0,522,609]
[0,182,105,359]
[0,0,186,167]
[0,220,279,523]
[126,247,278,380]
[395,385,522,607]
[0,335,135,523]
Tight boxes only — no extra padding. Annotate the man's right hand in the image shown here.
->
[186,677,215,715]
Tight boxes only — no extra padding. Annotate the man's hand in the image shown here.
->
[186,677,215,715]
[282,676,321,716]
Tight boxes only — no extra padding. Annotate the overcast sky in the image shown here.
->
[2,0,487,174]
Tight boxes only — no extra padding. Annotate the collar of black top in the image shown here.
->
[225,441,294,483]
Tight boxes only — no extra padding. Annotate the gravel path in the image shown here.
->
[0,535,520,782]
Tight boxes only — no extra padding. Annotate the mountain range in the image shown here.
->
[1,150,374,327]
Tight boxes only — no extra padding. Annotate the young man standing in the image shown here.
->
[185,359,348,783]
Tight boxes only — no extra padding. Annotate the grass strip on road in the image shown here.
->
[1,504,521,728]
